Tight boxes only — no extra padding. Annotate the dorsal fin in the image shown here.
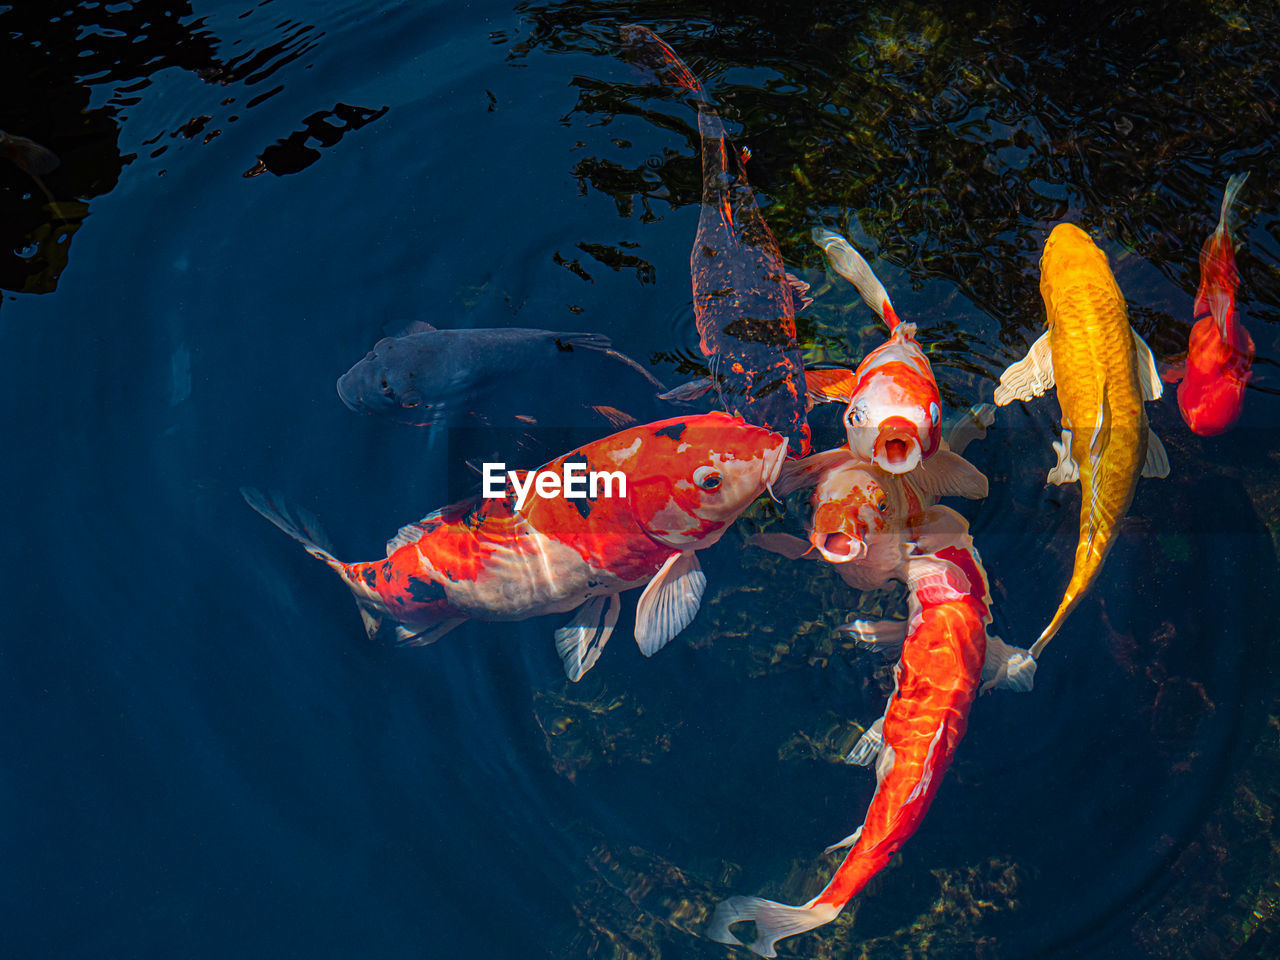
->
[385,502,463,555]
[389,320,436,338]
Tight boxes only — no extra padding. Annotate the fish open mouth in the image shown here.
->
[815,530,866,563]
[874,418,921,474]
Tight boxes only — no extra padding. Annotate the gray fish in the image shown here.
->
[337,323,669,431]
[0,130,59,177]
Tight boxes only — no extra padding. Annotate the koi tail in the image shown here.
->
[618,24,713,105]
[811,227,901,330]
[241,487,388,638]
[707,897,840,957]
[709,557,986,955]
[1218,172,1249,236]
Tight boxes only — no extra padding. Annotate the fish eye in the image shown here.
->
[929,402,940,423]
[847,405,863,425]
[693,466,722,490]
[876,493,889,513]
[380,378,393,397]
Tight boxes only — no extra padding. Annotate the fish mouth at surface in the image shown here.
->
[873,420,921,474]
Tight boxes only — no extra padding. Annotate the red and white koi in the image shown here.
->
[714,442,1031,956]
[1166,173,1253,436]
[807,229,943,474]
[245,413,787,681]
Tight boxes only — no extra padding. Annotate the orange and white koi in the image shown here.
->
[807,229,943,474]
[245,413,787,681]
[1166,173,1253,436]
[712,445,1030,955]
[994,223,1169,674]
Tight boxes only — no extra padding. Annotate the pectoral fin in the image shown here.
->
[1131,329,1165,401]
[943,402,996,456]
[785,272,814,312]
[634,551,706,656]
[844,716,886,767]
[657,377,715,403]
[823,824,864,854]
[746,532,817,560]
[555,594,621,681]
[804,368,857,404]
[980,635,1037,693]
[837,618,908,656]
[394,618,466,647]
[910,449,989,500]
[774,447,853,496]
[1047,428,1079,485]
[1142,428,1170,479]
[994,331,1054,405]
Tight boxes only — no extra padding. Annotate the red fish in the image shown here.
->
[713,445,1030,955]
[619,25,811,457]
[1169,173,1253,436]
[808,229,943,474]
[245,413,787,681]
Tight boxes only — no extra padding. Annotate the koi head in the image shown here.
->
[808,462,894,563]
[844,328,941,474]
[337,335,444,427]
[616,414,788,549]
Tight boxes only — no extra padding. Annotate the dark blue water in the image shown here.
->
[5,1,1280,957]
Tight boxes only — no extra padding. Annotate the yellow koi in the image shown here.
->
[994,223,1169,670]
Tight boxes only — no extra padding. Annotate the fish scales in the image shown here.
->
[619,25,810,457]
[1038,227,1148,646]
[245,413,788,675]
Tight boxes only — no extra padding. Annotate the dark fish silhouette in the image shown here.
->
[337,323,669,434]
[619,25,811,457]
[0,130,59,177]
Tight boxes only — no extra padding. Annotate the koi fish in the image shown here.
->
[0,130,59,177]
[337,323,667,430]
[619,25,811,457]
[713,446,1029,955]
[1167,173,1253,436]
[994,223,1169,671]
[244,413,787,682]
[804,229,943,474]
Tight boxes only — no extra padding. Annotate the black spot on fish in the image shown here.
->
[575,497,593,519]
[462,502,487,529]
[654,422,687,440]
[553,337,575,352]
[362,567,378,587]
[381,560,394,580]
[406,577,447,604]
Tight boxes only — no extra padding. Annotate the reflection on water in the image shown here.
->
[6,0,1280,957]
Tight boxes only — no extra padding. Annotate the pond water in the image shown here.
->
[4,1,1280,957]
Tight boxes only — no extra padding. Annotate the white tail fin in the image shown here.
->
[707,896,841,957]
[242,487,389,639]
[241,488,342,569]
[812,227,897,329]
[1218,172,1249,236]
